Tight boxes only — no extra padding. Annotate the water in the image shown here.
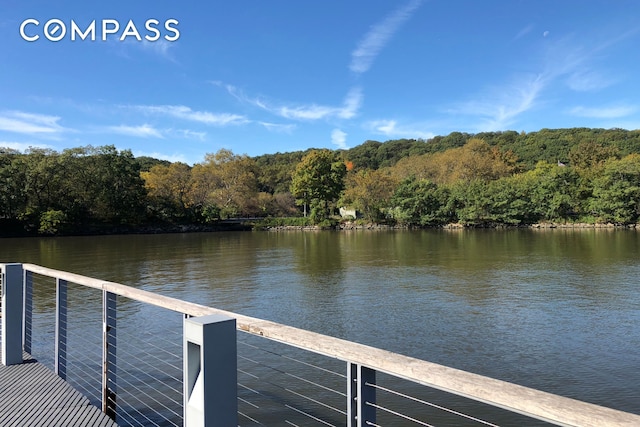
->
[2,229,639,423]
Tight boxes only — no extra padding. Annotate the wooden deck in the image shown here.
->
[0,344,118,426]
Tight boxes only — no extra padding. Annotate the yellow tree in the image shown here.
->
[342,168,397,221]
[390,139,518,185]
[141,162,193,220]
[189,149,258,218]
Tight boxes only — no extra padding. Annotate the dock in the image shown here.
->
[0,343,118,427]
[3,262,640,427]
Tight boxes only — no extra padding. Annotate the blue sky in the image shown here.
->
[2,1,640,165]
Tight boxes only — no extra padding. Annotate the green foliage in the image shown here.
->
[290,149,346,221]
[252,216,313,227]
[253,150,309,193]
[590,154,640,223]
[38,210,66,235]
[200,204,221,223]
[135,156,171,172]
[3,127,640,235]
[345,139,431,169]
[390,178,451,225]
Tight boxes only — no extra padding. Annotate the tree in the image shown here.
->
[0,150,27,220]
[290,149,346,221]
[390,139,518,185]
[189,149,258,219]
[590,154,640,223]
[61,145,147,225]
[342,169,397,222]
[141,162,193,222]
[390,177,451,225]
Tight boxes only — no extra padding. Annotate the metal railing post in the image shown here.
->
[23,270,33,354]
[184,313,237,427]
[1,263,24,366]
[347,362,376,427]
[55,278,67,379]
[102,290,117,419]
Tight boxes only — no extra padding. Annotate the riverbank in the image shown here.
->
[258,221,640,231]
[2,219,638,237]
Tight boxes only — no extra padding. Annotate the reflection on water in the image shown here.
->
[1,229,639,417]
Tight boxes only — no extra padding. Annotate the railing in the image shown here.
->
[2,262,640,426]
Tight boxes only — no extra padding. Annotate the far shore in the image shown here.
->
[259,221,640,231]
[1,220,638,238]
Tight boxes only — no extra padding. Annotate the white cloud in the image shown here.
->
[350,0,423,74]
[0,141,54,152]
[331,129,348,149]
[566,70,615,92]
[218,82,363,122]
[568,105,636,119]
[444,28,639,132]
[108,124,164,138]
[448,73,546,131]
[139,40,175,59]
[514,24,534,41]
[277,87,363,121]
[259,122,296,133]
[130,105,249,126]
[0,111,67,134]
[132,150,189,164]
[366,119,435,139]
[172,129,207,140]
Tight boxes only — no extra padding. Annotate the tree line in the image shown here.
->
[1,127,640,235]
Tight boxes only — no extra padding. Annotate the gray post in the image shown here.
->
[1,263,24,366]
[184,313,237,427]
[102,290,117,419]
[55,278,67,379]
[23,270,33,354]
[347,362,376,427]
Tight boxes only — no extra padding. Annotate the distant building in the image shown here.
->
[339,207,358,219]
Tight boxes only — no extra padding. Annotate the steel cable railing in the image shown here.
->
[368,382,501,426]
[237,351,346,414]
[107,298,184,427]
[5,263,640,427]
[236,332,347,426]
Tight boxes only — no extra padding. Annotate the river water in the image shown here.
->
[2,229,639,424]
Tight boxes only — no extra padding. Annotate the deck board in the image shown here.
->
[1,334,118,426]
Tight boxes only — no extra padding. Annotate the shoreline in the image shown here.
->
[2,221,638,238]
[260,221,639,231]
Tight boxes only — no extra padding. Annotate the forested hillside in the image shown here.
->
[2,127,640,235]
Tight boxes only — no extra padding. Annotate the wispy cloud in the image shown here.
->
[277,87,362,120]
[173,129,207,140]
[259,122,296,133]
[566,70,616,92]
[108,124,164,138]
[217,82,363,121]
[331,129,348,149]
[514,24,535,41]
[132,150,189,164]
[130,105,249,126]
[139,40,176,61]
[366,119,435,140]
[451,73,546,131]
[350,0,423,75]
[568,104,636,119]
[0,111,68,135]
[0,141,54,152]
[447,27,637,132]
[113,38,178,63]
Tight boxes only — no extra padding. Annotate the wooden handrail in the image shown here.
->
[22,263,640,427]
